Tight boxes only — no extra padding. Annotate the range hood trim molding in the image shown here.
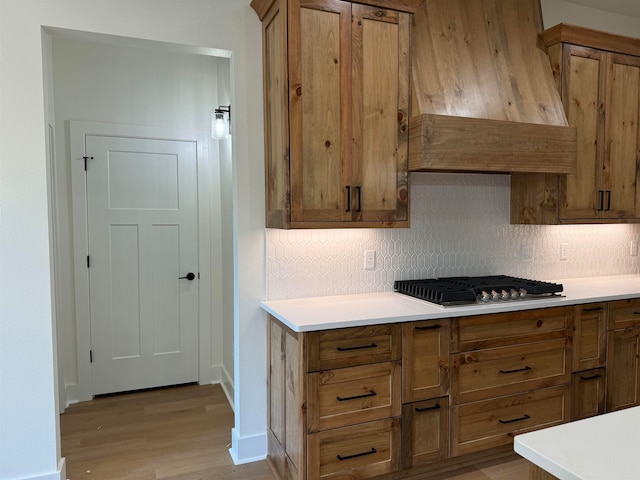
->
[409,113,577,174]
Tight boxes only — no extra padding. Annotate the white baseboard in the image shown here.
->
[219,364,234,410]
[22,458,66,480]
[65,383,79,408]
[228,428,267,465]
[200,363,221,385]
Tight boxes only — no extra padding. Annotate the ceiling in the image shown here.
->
[565,0,640,18]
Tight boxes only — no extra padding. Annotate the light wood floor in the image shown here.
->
[60,384,528,480]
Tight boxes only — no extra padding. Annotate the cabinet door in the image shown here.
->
[402,320,449,403]
[572,303,607,372]
[606,327,640,412]
[268,317,305,480]
[351,4,409,224]
[571,368,606,421]
[289,0,352,224]
[603,52,640,219]
[559,44,605,220]
[402,397,449,468]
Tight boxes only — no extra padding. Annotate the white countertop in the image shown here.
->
[514,406,640,480]
[260,274,640,332]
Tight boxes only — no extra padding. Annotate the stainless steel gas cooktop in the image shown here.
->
[393,275,564,307]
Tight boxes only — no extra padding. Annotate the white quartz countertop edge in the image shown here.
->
[260,274,640,332]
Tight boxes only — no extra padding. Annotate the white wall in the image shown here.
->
[0,1,265,478]
[541,0,640,34]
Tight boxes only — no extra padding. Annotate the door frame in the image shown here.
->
[70,120,216,401]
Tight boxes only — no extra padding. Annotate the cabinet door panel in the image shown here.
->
[571,368,606,421]
[572,303,607,372]
[352,4,409,224]
[289,0,351,223]
[604,52,640,219]
[606,327,640,411]
[402,397,449,468]
[559,45,604,220]
[402,320,449,403]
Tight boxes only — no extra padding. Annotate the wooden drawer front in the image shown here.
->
[608,298,640,330]
[308,418,401,479]
[571,368,606,421]
[401,397,449,469]
[572,303,607,372]
[452,338,570,404]
[307,324,401,372]
[402,320,450,403]
[308,362,401,432]
[452,307,571,352]
[451,385,570,457]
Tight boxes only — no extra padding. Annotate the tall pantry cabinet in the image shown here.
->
[511,24,640,224]
[251,0,420,229]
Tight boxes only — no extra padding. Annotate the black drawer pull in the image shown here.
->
[415,324,442,331]
[415,403,441,413]
[336,343,377,352]
[634,311,640,315]
[337,447,377,461]
[583,306,604,312]
[499,365,532,374]
[499,414,530,424]
[581,373,602,381]
[337,390,377,402]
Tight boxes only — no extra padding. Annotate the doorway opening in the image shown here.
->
[44,27,235,410]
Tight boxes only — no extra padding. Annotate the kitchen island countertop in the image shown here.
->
[260,274,640,332]
[514,406,640,480]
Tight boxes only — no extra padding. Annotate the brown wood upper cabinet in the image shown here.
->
[511,24,640,224]
[252,0,414,228]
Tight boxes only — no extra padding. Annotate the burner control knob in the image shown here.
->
[519,288,528,299]
[510,289,519,299]
[500,290,510,300]
[491,290,500,301]
[479,291,492,303]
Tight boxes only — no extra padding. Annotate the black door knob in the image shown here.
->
[179,272,196,281]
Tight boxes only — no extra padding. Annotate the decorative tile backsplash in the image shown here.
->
[266,173,640,300]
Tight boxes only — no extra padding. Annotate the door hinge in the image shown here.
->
[90,350,93,363]
[87,255,90,268]
[83,156,94,171]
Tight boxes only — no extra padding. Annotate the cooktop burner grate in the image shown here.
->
[393,275,563,306]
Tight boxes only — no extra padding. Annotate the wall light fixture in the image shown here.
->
[212,105,231,139]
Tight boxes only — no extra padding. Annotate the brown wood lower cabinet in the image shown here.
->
[267,299,640,479]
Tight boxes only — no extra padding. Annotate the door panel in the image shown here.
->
[86,134,198,395]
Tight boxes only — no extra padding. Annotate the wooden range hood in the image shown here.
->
[409,0,577,174]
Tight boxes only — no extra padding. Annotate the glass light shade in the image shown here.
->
[212,111,230,139]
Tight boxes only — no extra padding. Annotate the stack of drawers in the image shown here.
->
[449,307,572,456]
[306,324,402,478]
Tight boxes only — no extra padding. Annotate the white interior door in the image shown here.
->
[86,134,199,395]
